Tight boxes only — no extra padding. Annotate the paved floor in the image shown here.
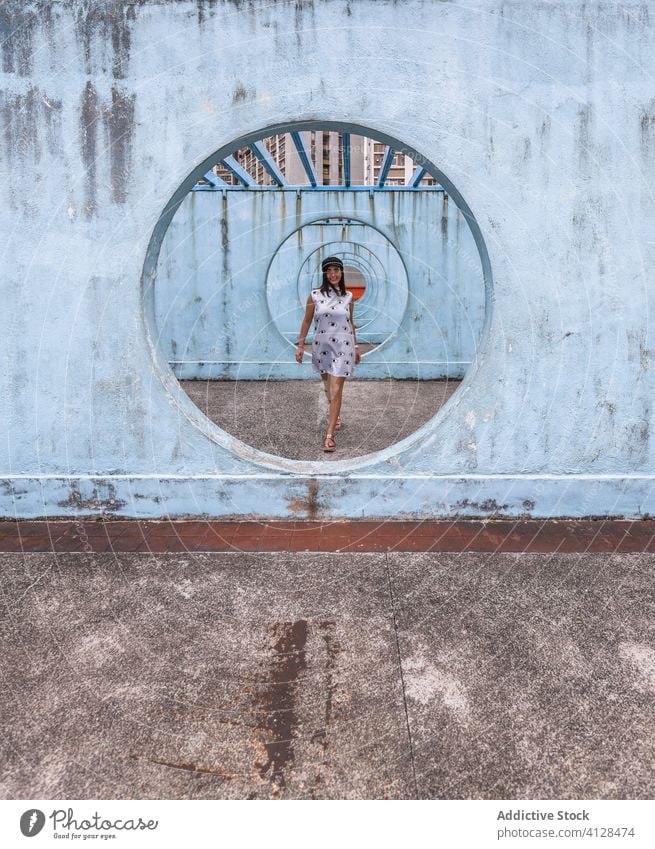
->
[1,548,653,799]
[180,379,460,460]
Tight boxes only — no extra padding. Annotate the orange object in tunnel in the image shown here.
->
[347,285,366,301]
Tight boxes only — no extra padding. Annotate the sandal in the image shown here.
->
[323,433,336,452]
[334,416,343,431]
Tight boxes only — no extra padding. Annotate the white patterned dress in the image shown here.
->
[310,287,356,377]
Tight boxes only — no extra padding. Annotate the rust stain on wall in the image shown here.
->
[286,479,325,519]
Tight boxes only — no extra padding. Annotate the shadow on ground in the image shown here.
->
[180,379,460,460]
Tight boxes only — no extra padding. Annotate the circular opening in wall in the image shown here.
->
[143,122,491,465]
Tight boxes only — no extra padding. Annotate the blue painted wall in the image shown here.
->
[1,0,654,518]
[155,190,484,379]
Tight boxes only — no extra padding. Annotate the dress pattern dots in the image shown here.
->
[310,287,356,377]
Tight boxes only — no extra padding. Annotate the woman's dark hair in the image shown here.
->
[319,267,347,297]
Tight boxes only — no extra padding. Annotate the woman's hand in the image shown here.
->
[355,345,361,365]
[295,343,305,364]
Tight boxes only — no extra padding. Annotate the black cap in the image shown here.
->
[321,256,344,272]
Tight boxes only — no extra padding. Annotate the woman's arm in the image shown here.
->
[295,295,315,363]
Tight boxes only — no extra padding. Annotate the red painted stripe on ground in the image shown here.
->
[0,520,654,553]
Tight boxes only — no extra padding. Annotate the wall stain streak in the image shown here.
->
[441,193,449,241]
[294,0,316,48]
[454,498,510,515]
[42,92,63,153]
[58,481,126,511]
[196,0,223,25]
[221,194,230,278]
[75,2,135,79]
[104,87,136,205]
[220,194,230,360]
[0,6,37,76]
[0,86,62,174]
[577,104,592,168]
[232,83,249,103]
[639,101,655,158]
[1,88,38,163]
[111,4,135,80]
[539,114,550,157]
[80,81,101,218]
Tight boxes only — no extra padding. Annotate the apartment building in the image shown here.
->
[213,131,437,187]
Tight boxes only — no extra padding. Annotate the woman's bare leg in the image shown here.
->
[321,373,332,404]
[326,376,346,436]
[322,372,343,429]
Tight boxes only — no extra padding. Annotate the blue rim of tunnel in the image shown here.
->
[141,120,493,473]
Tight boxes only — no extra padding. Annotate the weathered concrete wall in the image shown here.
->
[156,190,484,379]
[1,0,654,518]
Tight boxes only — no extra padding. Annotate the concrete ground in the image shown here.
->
[1,549,654,799]
[180,379,460,460]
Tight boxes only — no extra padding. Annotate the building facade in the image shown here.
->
[214,131,437,186]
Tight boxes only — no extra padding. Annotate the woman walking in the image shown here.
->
[295,256,361,452]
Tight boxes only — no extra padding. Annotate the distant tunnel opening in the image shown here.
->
[344,266,366,300]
